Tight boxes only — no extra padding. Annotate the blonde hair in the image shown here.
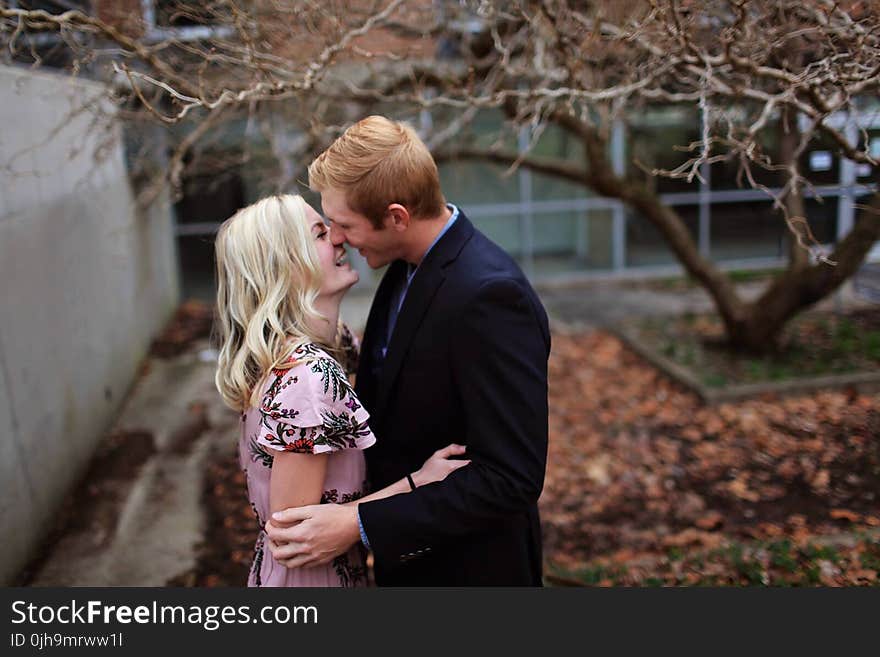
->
[214,194,328,411]
[308,115,445,228]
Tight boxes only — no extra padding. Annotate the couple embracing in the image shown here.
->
[214,116,550,587]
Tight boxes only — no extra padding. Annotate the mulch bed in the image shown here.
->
[150,300,216,358]
[186,327,880,587]
[169,454,254,587]
[542,330,880,585]
[629,308,880,388]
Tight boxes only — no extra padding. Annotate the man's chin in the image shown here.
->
[365,255,389,270]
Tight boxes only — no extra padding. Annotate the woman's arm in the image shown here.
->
[269,451,329,521]
[345,444,469,506]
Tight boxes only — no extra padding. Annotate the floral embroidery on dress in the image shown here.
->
[318,410,372,447]
[239,337,374,587]
[307,357,354,402]
[320,488,363,505]
[254,344,374,455]
[332,551,367,588]
[339,324,360,375]
[251,530,266,587]
[260,371,300,422]
[249,437,275,468]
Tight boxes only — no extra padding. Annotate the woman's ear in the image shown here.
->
[384,203,411,232]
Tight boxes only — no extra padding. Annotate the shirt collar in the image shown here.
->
[408,204,459,281]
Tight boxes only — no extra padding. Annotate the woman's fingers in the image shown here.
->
[434,443,467,458]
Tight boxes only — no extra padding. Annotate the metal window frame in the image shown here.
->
[141,0,234,43]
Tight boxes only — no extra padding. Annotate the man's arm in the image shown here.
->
[266,445,470,568]
[356,277,550,566]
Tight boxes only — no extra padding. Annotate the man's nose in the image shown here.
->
[329,224,345,246]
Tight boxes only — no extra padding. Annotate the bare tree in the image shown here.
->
[1,0,433,200]
[3,0,878,350]
[356,0,880,351]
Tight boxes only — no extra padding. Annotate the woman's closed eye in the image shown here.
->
[316,229,328,240]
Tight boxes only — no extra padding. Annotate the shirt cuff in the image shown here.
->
[357,508,371,551]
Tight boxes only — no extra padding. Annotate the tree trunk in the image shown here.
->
[580,131,752,337]
[728,191,880,351]
[779,106,811,274]
[437,128,879,353]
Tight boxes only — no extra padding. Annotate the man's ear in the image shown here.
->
[384,203,411,232]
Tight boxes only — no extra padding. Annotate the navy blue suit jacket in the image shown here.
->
[356,211,551,586]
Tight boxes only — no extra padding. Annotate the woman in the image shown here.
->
[214,194,468,587]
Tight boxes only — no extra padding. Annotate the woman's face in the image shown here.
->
[305,204,359,297]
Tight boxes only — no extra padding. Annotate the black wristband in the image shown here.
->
[406,473,417,491]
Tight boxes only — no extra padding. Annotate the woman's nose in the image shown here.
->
[329,224,345,246]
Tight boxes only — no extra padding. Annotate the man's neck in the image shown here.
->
[402,205,453,266]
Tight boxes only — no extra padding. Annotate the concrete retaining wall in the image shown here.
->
[0,65,179,584]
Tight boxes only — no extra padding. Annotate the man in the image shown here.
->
[267,115,550,586]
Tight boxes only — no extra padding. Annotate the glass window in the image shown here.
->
[174,165,246,225]
[709,201,785,261]
[799,131,841,187]
[532,210,578,255]
[530,170,588,202]
[853,193,880,263]
[709,129,783,190]
[528,209,616,276]
[155,1,222,28]
[856,128,879,183]
[529,122,586,168]
[439,161,521,207]
[627,107,701,195]
[468,213,522,256]
[176,234,217,300]
[626,204,699,267]
[804,196,839,244]
[583,208,615,270]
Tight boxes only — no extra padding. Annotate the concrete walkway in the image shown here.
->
[30,342,240,586]
[538,278,874,330]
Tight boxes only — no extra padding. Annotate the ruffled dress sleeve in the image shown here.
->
[254,346,375,455]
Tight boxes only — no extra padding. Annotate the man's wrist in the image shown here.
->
[355,506,371,550]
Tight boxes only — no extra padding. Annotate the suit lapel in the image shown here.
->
[356,260,406,409]
[372,213,475,419]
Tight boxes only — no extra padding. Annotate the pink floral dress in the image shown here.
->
[238,338,376,587]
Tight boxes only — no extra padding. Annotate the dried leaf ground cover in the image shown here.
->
[189,327,880,587]
[541,330,880,586]
[630,308,880,388]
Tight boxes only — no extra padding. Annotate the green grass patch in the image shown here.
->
[547,536,880,587]
[629,309,880,388]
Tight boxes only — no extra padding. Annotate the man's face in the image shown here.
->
[320,187,402,269]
